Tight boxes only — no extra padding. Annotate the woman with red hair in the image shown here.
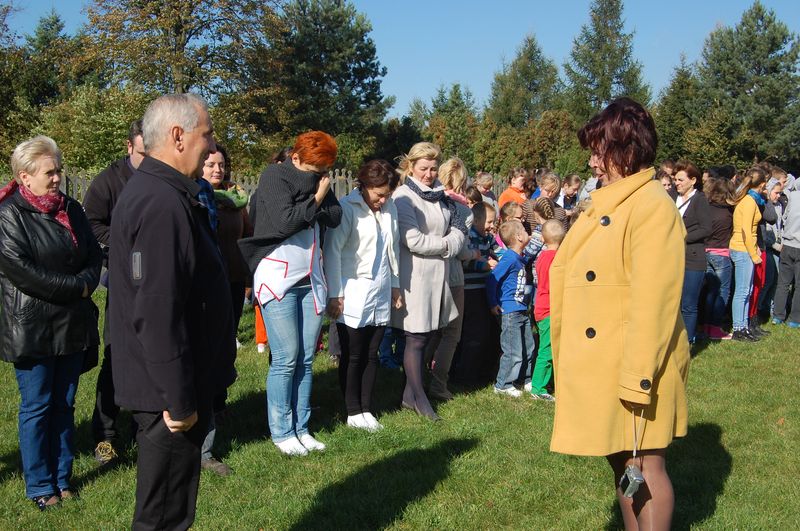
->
[239,131,342,456]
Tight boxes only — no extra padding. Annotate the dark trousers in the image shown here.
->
[336,323,384,415]
[92,345,119,443]
[131,405,209,531]
[230,281,245,336]
[451,288,501,385]
[773,245,800,323]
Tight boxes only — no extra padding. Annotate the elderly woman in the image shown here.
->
[0,136,102,510]
[671,160,712,344]
[324,160,403,432]
[392,142,467,421]
[549,98,689,530]
[239,131,341,456]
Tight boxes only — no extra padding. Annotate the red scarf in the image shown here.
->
[16,181,77,246]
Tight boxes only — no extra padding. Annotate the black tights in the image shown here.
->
[402,331,437,419]
[337,324,384,416]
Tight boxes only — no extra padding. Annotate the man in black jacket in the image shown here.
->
[83,119,145,466]
[109,93,236,531]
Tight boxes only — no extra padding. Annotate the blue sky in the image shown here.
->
[12,0,800,117]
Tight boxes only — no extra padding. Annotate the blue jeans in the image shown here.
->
[379,327,405,369]
[730,250,755,330]
[495,311,534,389]
[262,287,323,443]
[681,269,706,342]
[705,253,732,327]
[14,351,84,498]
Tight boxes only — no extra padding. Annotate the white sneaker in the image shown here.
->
[523,382,532,393]
[347,414,371,430]
[274,436,308,456]
[361,412,384,432]
[257,343,266,353]
[236,339,242,349]
[298,433,326,451]
[494,386,522,398]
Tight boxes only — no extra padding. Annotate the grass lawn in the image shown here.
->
[0,291,798,529]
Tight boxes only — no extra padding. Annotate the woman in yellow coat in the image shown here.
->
[549,98,690,530]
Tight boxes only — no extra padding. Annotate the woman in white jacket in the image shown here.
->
[324,160,403,431]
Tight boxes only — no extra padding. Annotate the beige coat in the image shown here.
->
[549,168,690,456]
[390,178,466,333]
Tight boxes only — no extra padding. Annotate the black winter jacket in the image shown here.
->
[83,156,133,249]
[671,189,713,271]
[108,157,236,419]
[238,162,342,275]
[0,191,102,363]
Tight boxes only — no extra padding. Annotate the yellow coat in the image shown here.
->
[549,168,690,456]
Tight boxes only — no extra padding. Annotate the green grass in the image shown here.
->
[0,290,798,529]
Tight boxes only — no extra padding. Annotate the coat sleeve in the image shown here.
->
[71,203,104,294]
[619,197,686,404]
[82,170,113,246]
[322,202,353,298]
[316,189,342,228]
[685,193,712,244]
[129,199,197,420]
[395,193,448,256]
[389,202,401,289]
[0,207,87,304]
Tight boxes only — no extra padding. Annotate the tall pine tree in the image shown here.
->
[563,0,650,122]
[485,35,560,128]
[653,56,700,161]
[697,1,799,168]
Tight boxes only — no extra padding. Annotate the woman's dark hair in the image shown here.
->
[216,143,231,181]
[578,97,658,176]
[272,146,293,164]
[356,159,398,190]
[464,185,483,205]
[673,159,701,184]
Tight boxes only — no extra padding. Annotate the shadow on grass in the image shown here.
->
[289,437,479,531]
[606,422,732,530]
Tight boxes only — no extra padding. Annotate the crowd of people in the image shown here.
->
[0,92,794,530]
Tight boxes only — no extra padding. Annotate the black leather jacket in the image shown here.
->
[0,190,102,363]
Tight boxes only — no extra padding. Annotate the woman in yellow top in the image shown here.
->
[728,167,768,341]
[549,98,689,530]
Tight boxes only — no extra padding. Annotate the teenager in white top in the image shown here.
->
[324,160,403,432]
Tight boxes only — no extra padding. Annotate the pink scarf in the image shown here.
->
[16,182,77,246]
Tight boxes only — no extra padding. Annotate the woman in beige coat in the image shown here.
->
[391,143,467,421]
[549,98,690,530]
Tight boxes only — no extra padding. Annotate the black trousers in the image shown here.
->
[337,323,384,415]
[773,245,800,322]
[92,344,119,443]
[451,288,501,385]
[131,404,209,531]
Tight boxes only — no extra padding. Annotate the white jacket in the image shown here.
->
[323,190,400,298]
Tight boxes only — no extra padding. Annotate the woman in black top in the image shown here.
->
[702,177,735,339]
[671,160,712,343]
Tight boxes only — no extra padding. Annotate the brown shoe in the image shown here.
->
[201,457,232,476]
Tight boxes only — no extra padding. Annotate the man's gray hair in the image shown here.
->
[142,93,209,152]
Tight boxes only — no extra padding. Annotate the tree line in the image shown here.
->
[0,0,797,178]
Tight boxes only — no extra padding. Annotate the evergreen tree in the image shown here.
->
[427,84,479,171]
[563,0,650,122]
[486,35,560,128]
[653,56,700,162]
[268,0,391,136]
[697,1,800,168]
